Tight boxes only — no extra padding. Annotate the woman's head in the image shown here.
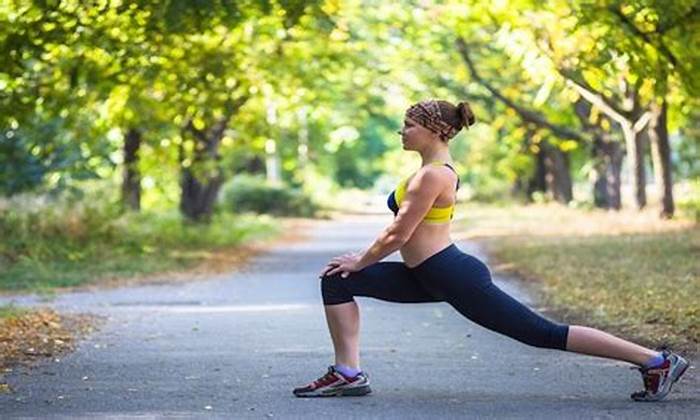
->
[398,99,475,152]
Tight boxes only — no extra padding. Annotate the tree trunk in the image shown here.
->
[648,99,674,218]
[121,127,141,211]
[527,146,547,199]
[567,78,650,210]
[541,141,573,204]
[179,119,227,223]
[591,136,623,210]
[179,167,224,223]
[178,96,248,222]
[605,140,623,210]
[621,122,647,209]
[573,99,621,210]
[592,137,610,208]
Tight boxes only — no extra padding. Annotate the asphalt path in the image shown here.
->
[0,214,697,419]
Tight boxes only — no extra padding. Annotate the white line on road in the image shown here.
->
[106,303,314,313]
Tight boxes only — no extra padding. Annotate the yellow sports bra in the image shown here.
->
[386,161,460,224]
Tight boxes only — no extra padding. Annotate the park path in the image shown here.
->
[0,213,698,419]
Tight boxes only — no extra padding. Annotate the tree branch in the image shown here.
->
[608,6,678,68]
[558,67,634,119]
[564,79,627,125]
[654,5,698,35]
[632,111,652,134]
[455,37,586,142]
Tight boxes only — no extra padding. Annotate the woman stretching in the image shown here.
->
[292,99,689,401]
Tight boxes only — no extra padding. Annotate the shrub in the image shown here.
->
[678,198,700,222]
[0,185,278,291]
[677,180,700,222]
[220,174,320,217]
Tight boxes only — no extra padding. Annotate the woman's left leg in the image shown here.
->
[566,326,658,365]
[464,281,659,365]
[414,249,659,365]
[409,244,688,401]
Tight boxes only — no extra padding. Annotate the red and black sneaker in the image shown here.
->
[293,365,371,397]
[631,350,689,402]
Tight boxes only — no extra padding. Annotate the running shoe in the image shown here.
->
[293,365,371,397]
[631,350,689,402]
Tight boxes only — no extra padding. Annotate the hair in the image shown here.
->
[437,100,476,134]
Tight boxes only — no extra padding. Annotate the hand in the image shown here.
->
[319,252,363,279]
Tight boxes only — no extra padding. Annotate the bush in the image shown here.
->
[461,180,514,204]
[0,184,279,291]
[678,199,700,222]
[220,174,320,217]
[0,190,122,263]
[677,180,700,222]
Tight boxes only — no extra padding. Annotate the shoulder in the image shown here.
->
[407,165,452,191]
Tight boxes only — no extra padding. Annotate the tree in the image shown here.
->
[573,0,700,217]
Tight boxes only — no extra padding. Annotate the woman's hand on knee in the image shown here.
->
[319,262,339,278]
[320,252,362,278]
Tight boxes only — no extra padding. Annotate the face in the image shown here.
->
[398,117,438,151]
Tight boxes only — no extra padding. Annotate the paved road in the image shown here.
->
[0,214,697,419]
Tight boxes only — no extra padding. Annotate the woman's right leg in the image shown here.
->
[321,261,441,369]
[324,301,361,368]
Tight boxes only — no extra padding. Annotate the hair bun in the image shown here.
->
[457,101,475,129]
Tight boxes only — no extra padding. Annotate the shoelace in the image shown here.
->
[312,370,341,387]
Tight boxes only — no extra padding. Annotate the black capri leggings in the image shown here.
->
[321,243,569,350]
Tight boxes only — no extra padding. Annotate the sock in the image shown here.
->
[643,352,665,368]
[334,363,361,378]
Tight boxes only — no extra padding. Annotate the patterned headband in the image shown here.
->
[405,99,461,142]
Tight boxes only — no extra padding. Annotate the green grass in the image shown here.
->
[455,203,700,352]
[0,303,29,319]
[0,202,279,292]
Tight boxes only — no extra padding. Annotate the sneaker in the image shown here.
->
[631,350,689,402]
[293,365,372,397]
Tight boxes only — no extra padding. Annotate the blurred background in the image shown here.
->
[0,1,698,346]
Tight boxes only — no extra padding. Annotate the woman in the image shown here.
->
[292,99,689,401]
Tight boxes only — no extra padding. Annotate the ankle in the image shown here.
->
[641,352,665,368]
[334,363,362,378]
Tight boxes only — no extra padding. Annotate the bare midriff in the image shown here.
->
[400,222,453,268]
[398,170,456,268]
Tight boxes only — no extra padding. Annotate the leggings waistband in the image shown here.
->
[410,243,463,272]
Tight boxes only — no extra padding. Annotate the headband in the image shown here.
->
[405,99,461,142]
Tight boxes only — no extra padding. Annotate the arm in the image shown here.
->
[354,168,445,270]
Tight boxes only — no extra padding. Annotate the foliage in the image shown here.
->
[219,174,320,217]
[0,187,277,291]
[677,180,700,222]
[2,0,698,207]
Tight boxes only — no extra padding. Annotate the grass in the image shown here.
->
[453,202,700,353]
[0,199,280,293]
[0,303,29,319]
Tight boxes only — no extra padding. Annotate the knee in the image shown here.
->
[320,272,353,305]
[524,322,570,351]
